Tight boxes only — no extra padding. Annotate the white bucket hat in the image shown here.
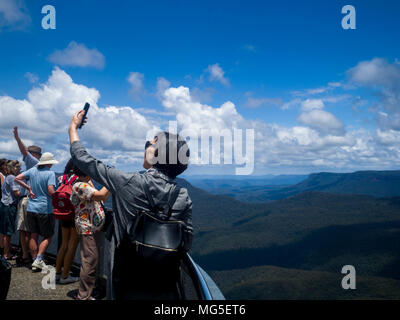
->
[37,152,59,166]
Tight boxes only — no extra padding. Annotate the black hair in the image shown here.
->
[63,158,75,175]
[71,163,88,177]
[63,158,88,177]
[0,159,7,172]
[152,132,190,179]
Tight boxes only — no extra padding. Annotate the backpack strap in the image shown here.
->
[141,175,181,220]
[165,185,181,219]
[68,174,78,185]
[62,174,78,186]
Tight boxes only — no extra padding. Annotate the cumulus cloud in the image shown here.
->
[297,109,345,136]
[347,58,400,87]
[161,86,243,134]
[295,99,345,136]
[205,63,229,86]
[159,85,254,172]
[0,68,155,170]
[127,72,145,101]
[1,65,400,174]
[48,41,105,69]
[0,0,30,31]
[300,99,325,111]
[156,83,398,172]
[191,87,216,103]
[347,58,400,131]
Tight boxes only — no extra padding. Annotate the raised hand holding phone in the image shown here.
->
[78,102,90,129]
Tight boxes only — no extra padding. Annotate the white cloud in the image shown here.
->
[127,72,145,101]
[48,42,105,69]
[347,58,400,131]
[347,58,400,87]
[281,98,302,110]
[161,86,243,134]
[24,72,38,84]
[1,65,400,174]
[191,87,215,103]
[292,82,345,97]
[156,77,170,100]
[376,129,400,145]
[297,109,345,136]
[205,63,229,86]
[156,83,395,172]
[301,99,325,111]
[0,0,30,31]
[0,68,155,170]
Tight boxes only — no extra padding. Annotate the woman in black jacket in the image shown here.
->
[68,110,193,300]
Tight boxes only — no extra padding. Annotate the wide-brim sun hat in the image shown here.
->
[37,152,59,166]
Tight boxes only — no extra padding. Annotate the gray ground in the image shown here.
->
[6,260,79,300]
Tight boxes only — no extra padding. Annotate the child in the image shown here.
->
[70,165,110,300]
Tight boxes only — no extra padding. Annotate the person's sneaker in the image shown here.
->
[56,273,62,282]
[31,259,47,272]
[59,275,79,285]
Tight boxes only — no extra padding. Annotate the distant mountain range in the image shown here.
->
[177,170,400,299]
[186,170,400,202]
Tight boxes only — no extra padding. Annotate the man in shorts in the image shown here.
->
[15,152,58,271]
[13,126,42,265]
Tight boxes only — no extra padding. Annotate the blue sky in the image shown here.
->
[1,0,400,175]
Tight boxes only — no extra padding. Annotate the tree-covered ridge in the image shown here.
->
[176,171,400,299]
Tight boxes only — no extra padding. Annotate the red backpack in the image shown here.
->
[52,174,78,220]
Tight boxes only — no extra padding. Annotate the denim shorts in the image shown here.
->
[0,202,17,236]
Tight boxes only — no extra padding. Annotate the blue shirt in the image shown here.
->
[24,152,39,170]
[1,175,19,206]
[20,152,40,197]
[24,166,56,214]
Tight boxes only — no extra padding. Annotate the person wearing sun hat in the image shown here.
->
[15,152,58,272]
[13,126,43,266]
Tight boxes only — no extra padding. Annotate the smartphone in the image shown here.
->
[78,102,90,129]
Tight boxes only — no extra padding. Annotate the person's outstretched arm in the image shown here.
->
[13,126,28,157]
[69,110,131,193]
[15,172,35,199]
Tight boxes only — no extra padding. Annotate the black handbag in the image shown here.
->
[127,178,192,264]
